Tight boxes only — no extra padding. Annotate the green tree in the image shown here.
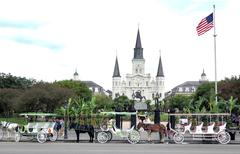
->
[218,76,240,104]
[193,76,240,112]
[164,94,192,112]
[0,88,22,117]
[18,82,74,113]
[0,73,35,89]
[55,80,92,101]
[192,82,215,111]
[114,95,131,111]
[92,94,114,112]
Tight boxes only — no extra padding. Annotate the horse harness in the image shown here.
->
[2,121,11,128]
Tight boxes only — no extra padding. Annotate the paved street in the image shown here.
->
[1,129,240,154]
[1,142,240,154]
[1,130,240,154]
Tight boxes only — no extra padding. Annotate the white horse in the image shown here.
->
[0,121,19,140]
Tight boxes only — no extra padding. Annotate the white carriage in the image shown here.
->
[15,113,59,143]
[169,113,231,144]
[97,112,140,144]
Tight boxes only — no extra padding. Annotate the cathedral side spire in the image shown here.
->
[156,55,164,77]
[113,56,121,77]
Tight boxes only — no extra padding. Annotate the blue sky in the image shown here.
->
[0,0,239,92]
[0,19,40,29]
[161,0,226,12]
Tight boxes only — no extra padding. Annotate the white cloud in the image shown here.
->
[0,0,239,92]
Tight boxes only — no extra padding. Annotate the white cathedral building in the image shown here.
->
[112,29,165,101]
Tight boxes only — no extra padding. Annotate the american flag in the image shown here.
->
[196,13,214,36]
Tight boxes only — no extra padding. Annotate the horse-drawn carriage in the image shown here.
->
[168,113,231,144]
[97,112,140,144]
[15,113,60,143]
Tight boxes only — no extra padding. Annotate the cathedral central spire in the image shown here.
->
[135,29,142,48]
[133,29,144,59]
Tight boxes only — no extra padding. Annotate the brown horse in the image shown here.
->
[137,122,167,143]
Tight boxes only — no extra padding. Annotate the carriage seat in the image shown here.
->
[193,122,203,134]
[206,122,215,134]
[183,123,192,133]
[112,124,121,132]
[218,122,226,133]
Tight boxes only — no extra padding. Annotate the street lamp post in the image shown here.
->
[153,93,161,124]
[115,94,121,129]
[64,101,68,140]
[167,109,170,130]
[129,100,136,128]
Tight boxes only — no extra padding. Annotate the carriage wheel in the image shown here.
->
[37,131,47,143]
[0,129,4,140]
[217,131,231,144]
[97,131,109,143]
[49,130,58,142]
[127,130,140,144]
[14,132,21,142]
[106,131,112,142]
[173,133,184,144]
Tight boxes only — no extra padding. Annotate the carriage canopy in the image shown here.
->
[100,111,137,116]
[19,112,58,117]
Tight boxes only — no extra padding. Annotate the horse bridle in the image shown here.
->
[2,122,10,128]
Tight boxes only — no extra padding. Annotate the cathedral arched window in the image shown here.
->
[191,87,195,92]
[95,87,99,92]
[178,87,183,92]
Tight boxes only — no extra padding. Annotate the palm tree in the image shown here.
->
[227,96,238,114]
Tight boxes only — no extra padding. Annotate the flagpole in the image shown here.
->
[213,5,218,103]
